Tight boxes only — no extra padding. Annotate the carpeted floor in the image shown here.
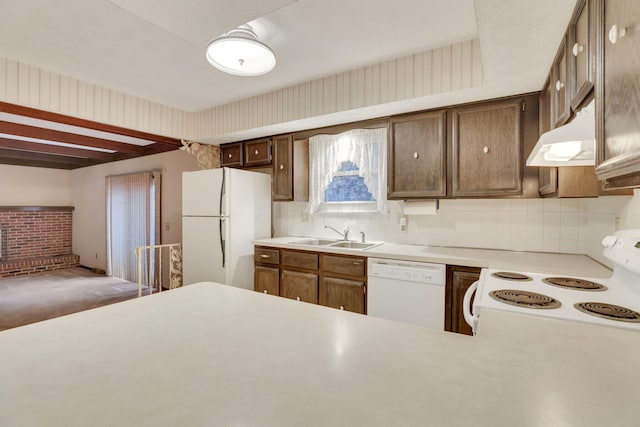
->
[0,267,144,331]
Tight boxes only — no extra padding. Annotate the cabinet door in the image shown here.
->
[445,267,480,336]
[570,0,595,109]
[538,78,559,196]
[255,266,279,296]
[320,277,365,314]
[273,135,293,201]
[281,270,318,304]
[244,138,272,166]
[221,143,243,167]
[553,36,571,127]
[595,0,640,187]
[450,99,523,197]
[388,111,447,199]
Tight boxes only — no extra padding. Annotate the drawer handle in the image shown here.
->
[260,254,270,258]
[353,261,362,265]
[483,146,489,154]
[280,164,284,170]
[254,149,259,155]
[413,152,419,159]
[296,296,301,301]
[555,80,564,92]
[263,290,268,294]
[339,305,344,310]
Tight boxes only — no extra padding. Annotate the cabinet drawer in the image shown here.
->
[321,254,365,277]
[245,139,272,166]
[281,250,318,270]
[254,247,279,265]
[221,143,243,167]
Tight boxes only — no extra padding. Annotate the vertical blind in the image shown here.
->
[106,171,161,283]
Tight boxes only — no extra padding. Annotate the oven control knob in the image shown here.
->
[602,235,618,248]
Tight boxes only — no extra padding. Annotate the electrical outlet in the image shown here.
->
[400,217,407,232]
[615,216,622,231]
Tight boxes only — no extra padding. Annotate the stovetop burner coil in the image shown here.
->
[489,290,561,309]
[490,272,533,281]
[542,277,607,291]
[574,302,640,323]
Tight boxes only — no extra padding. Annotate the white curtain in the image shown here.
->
[106,171,161,282]
[309,127,387,214]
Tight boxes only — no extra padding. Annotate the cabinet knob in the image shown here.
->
[413,152,419,159]
[228,153,233,158]
[608,24,626,45]
[254,149,259,155]
[555,80,564,91]
[572,42,584,57]
[263,290,268,294]
[279,164,284,170]
[296,296,301,301]
[483,146,489,154]
[260,254,270,258]
[339,305,345,310]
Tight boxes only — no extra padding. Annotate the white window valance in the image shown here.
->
[309,127,387,214]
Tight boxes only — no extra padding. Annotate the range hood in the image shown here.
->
[526,100,595,167]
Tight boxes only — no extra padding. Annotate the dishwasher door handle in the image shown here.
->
[463,280,479,335]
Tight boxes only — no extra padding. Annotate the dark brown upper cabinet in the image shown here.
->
[450,98,524,197]
[570,0,596,110]
[272,135,293,201]
[552,35,572,127]
[244,138,272,167]
[595,0,640,188]
[221,142,243,167]
[387,111,447,199]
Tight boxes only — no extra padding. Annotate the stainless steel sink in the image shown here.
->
[289,238,339,246]
[328,241,382,250]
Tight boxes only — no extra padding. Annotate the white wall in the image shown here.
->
[274,190,640,268]
[70,150,198,269]
[0,164,72,205]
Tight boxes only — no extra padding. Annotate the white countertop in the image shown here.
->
[1,283,638,426]
[254,237,613,278]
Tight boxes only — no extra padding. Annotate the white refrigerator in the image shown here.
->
[182,168,271,289]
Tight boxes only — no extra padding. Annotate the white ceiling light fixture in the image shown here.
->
[205,24,276,77]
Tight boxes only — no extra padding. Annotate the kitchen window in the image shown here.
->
[309,127,387,213]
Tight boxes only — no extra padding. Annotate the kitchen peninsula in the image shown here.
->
[1,282,638,426]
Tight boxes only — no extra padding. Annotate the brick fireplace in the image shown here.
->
[0,206,79,277]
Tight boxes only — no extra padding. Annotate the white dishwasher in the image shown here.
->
[367,258,446,330]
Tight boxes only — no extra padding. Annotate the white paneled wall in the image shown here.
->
[0,57,190,138]
[274,190,640,268]
[189,39,483,140]
[1,39,482,141]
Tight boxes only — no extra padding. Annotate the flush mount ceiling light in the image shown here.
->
[205,24,276,77]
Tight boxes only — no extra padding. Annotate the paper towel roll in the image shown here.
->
[403,200,438,215]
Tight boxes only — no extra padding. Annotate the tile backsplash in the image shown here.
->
[273,189,640,269]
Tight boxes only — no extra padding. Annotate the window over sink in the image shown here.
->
[309,127,387,214]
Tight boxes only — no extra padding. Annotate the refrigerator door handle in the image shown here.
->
[219,169,225,217]
[219,217,226,268]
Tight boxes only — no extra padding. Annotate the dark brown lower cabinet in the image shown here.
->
[280,269,318,304]
[255,266,279,296]
[320,277,366,314]
[445,265,481,336]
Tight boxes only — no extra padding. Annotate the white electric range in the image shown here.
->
[464,229,640,334]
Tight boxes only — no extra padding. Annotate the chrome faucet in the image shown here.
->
[325,225,350,241]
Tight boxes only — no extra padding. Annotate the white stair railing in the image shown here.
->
[134,243,183,297]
